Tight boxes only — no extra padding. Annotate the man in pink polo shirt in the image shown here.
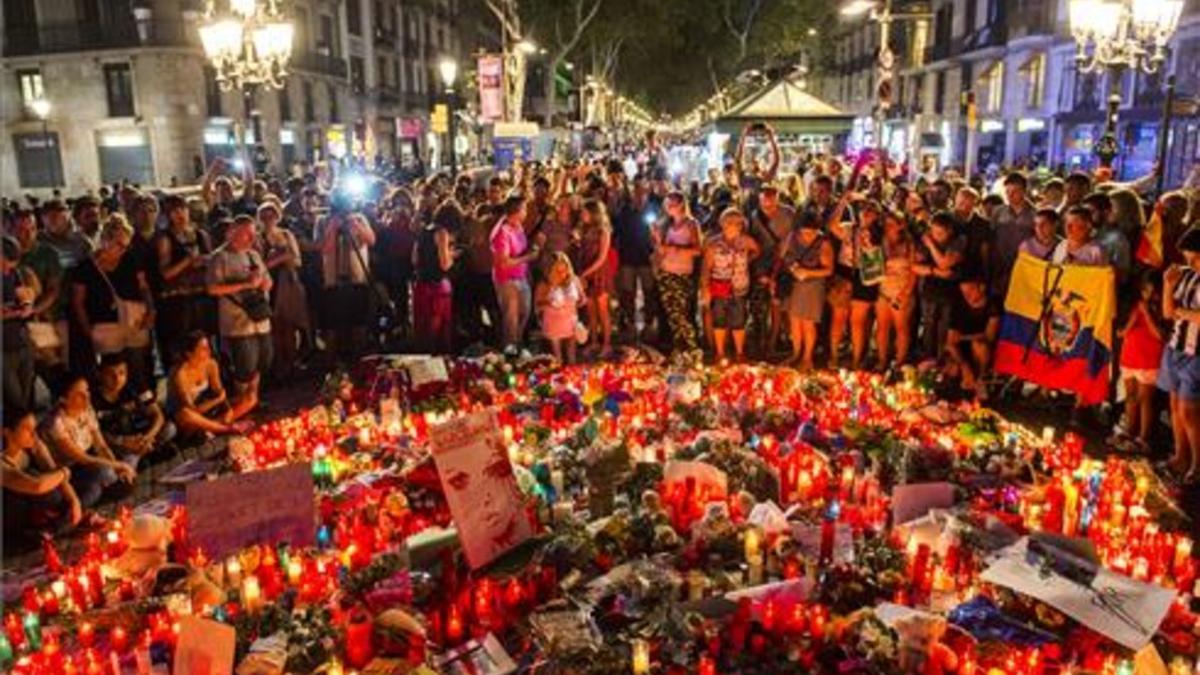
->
[490,194,544,350]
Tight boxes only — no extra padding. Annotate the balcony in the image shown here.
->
[4,17,193,57]
[293,49,349,78]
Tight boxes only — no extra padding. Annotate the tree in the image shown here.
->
[482,0,529,123]
[530,0,605,125]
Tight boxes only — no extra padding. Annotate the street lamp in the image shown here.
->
[1068,0,1183,167]
[439,57,459,177]
[516,40,538,55]
[29,98,57,188]
[197,0,294,91]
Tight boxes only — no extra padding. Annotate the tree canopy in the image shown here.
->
[472,0,835,118]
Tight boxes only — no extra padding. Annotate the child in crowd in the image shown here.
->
[536,252,586,364]
[1116,271,1164,451]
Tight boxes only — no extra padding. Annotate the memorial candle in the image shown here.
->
[631,638,650,674]
[242,576,262,612]
[110,627,128,653]
[1175,538,1193,574]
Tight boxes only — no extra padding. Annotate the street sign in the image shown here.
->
[431,104,449,134]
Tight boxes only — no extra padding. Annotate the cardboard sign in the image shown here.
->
[429,411,532,569]
[186,464,315,559]
[437,633,516,675]
[891,482,956,525]
[175,616,236,675]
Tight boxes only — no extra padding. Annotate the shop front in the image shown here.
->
[976,119,1006,171]
[1013,118,1049,168]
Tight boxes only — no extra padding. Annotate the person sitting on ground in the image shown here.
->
[94,353,175,462]
[944,277,1001,401]
[3,408,83,546]
[42,374,137,508]
[169,331,256,440]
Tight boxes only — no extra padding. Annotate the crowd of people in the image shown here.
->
[4,123,1200,547]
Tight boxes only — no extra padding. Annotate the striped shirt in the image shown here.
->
[1170,268,1200,355]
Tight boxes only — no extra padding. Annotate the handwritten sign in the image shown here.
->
[186,464,315,559]
[407,356,449,389]
[430,411,532,569]
[175,616,236,675]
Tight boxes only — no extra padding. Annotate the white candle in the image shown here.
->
[1042,426,1055,444]
[551,470,565,498]
[242,575,262,612]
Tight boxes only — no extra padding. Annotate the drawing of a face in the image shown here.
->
[435,418,531,569]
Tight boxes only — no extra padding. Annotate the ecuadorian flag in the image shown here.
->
[994,252,1117,405]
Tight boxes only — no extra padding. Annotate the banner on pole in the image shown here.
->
[478,54,505,122]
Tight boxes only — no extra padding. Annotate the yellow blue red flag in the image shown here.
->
[994,252,1117,405]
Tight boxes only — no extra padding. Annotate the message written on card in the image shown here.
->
[186,463,315,559]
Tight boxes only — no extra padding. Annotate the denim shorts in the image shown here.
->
[1157,348,1200,400]
[227,333,273,384]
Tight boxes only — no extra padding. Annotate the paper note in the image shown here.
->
[663,460,729,501]
[408,356,449,388]
[980,538,1177,650]
[175,616,236,675]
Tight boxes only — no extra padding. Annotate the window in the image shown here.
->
[982,62,1004,112]
[328,84,340,122]
[303,81,315,121]
[16,69,43,109]
[278,85,292,121]
[204,67,222,117]
[377,57,388,88]
[319,15,336,55]
[103,63,135,117]
[347,0,362,36]
[1024,53,1045,108]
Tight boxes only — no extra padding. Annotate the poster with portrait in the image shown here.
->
[429,410,532,569]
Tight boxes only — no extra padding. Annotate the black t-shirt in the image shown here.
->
[612,196,656,267]
[916,234,965,300]
[951,294,999,338]
[957,213,992,282]
[94,385,155,437]
[71,254,143,324]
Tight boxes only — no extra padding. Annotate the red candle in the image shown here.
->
[445,605,464,645]
[819,518,836,564]
[78,623,95,648]
[698,655,716,675]
[344,610,374,668]
[40,591,58,618]
[4,613,25,651]
[109,626,128,653]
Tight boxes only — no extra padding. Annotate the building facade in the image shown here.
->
[816,0,1200,185]
[0,0,464,196]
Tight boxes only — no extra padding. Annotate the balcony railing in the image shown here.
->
[4,17,193,57]
[293,50,349,78]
